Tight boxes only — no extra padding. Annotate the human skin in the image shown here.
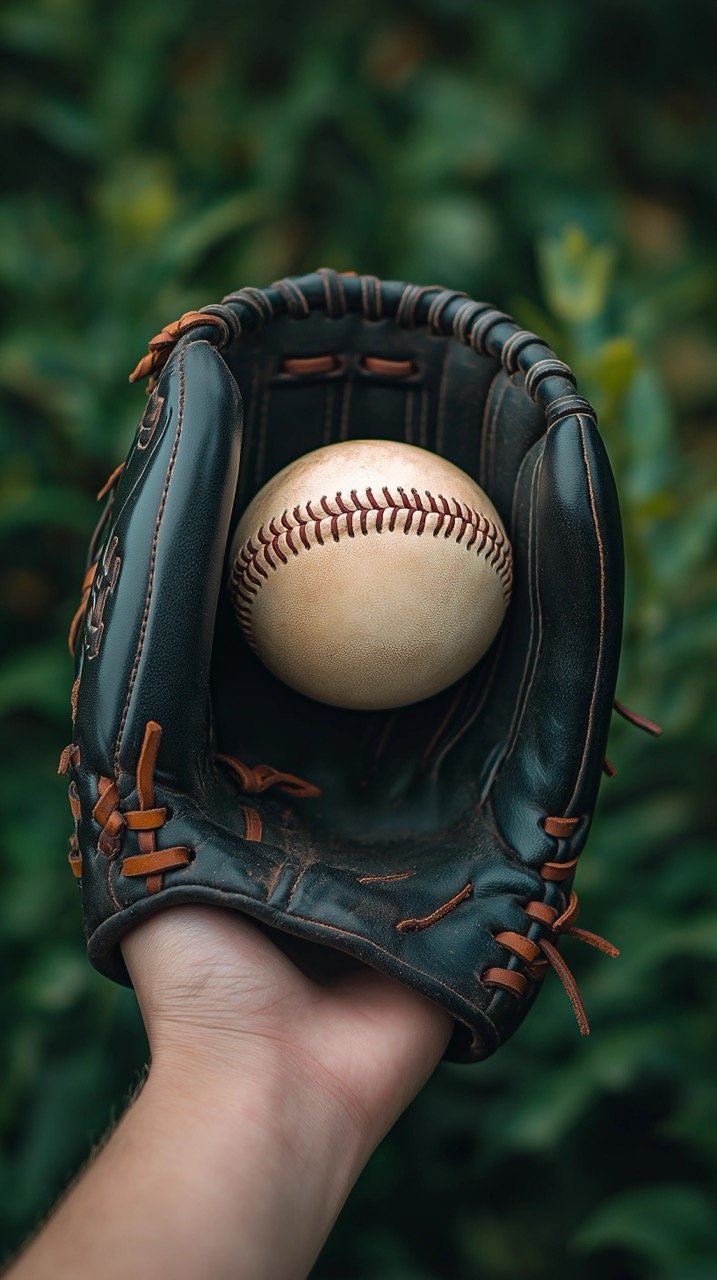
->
[7,907,452,1280]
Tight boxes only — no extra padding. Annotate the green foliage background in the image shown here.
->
[1,1,716,1275]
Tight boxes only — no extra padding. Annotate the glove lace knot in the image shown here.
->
[63,721,193,891]
[485,890,619,1036]
[129,310,230,390]
[216,753,320,799]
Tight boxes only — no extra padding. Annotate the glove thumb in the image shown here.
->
[74,339,242,791]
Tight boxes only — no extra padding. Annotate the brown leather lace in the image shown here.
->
[216,753,321,799]
[94,722,192,893]
[485,891,618,1035]
[531,892,619,1034]
[613,697,663,737]
[129,311,228,390]
[59,722,193,889]
[58,743,83,878]
[68,562,97,655]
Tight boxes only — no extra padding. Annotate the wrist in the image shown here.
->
[137,1047,365,1280]
[147,1007,371,1150]
[147,1031,366,1158]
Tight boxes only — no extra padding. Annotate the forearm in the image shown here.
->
[8,1050,364,1280]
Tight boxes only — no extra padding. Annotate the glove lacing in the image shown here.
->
[216,753,321,799]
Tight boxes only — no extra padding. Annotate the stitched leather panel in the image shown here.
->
[73,341,242,792]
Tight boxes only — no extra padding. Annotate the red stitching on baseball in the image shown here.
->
[230,487,513,652]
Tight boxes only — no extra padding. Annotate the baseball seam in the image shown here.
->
[230,486,512,651]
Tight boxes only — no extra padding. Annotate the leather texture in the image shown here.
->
[62,269,624,1062]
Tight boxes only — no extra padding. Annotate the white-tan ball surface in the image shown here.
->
[228,440,512,710]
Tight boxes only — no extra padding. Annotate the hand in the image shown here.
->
[123,905,452,1164]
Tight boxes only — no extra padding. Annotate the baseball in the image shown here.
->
[228,440,512,710]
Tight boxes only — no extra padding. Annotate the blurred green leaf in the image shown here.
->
[573,1184,717,1276]
[538,226,616,324]
[0,644,71,720]
[586,337,639,399]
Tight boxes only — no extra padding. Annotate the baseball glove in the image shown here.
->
[59,268,659,1062]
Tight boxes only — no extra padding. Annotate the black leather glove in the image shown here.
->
[60,268,638,1062]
